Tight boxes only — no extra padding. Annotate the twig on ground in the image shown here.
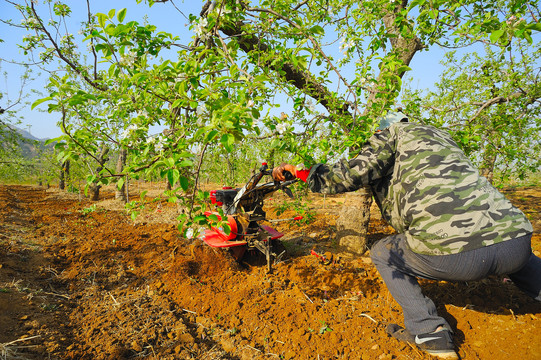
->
[302,291,313,303]
[43,291,71,299]
[108,292,120,306]
[245,345,261,352]
[359,313,378,324]
[0,335,41,360]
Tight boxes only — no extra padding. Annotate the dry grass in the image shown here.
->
[0,335,40,360]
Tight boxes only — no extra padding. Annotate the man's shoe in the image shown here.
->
[386,324,458,360]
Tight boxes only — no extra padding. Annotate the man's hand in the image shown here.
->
[272,163,297,182]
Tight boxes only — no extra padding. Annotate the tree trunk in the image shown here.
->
[335,11,422,254]
[59,160,70,190]
[480,149,497,184]
[115,148,127,202]
[335,187,373,254]
[88,144,109,201]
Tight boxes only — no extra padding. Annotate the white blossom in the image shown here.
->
[306,99,315,112]
[196,104,206,116]
[276,123,288,135]
[174,73,186,83]
[247,100,255,108]
[193,18,210,40]
[120,129,130,140]
[154,135,166,152]
[120,50,137,67]
[339,37,354,54]
[155,141,165,153]
[120,124,139,140]
[23,17,39,27]
[506,15,524,25]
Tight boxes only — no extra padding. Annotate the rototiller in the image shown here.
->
[200,163,297,272]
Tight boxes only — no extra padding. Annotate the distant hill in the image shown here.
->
[14,126,46,142]
[7,125,50,158]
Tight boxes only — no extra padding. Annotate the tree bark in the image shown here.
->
[88,144,109,201]
[59,160,70,190]
[336,187,373,254]
[115,148,127,202]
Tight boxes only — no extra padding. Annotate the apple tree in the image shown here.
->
[6,0,541,238]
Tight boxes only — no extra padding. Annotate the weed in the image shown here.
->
[125,200,145,222]
[80,204,97,215]
[41,303,58,311]
[0,288,9,293]
[275,183,315,225]
[318,320,332,334]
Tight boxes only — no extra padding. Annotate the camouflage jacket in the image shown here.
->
[307,123,533,255]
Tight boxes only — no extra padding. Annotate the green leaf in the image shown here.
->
[117,8,127,22]
[31,97,52,110]
[108,9,116,19]
[179,176,189,191]
[205,129,219,142]
[167,169,180,186]
[193,215,207,224]
[117,177,125,191]
[490,29,505,43]
[222,223,231,235]
[97,13,107,28]
[309,25,324,35]
[526,23,541,32]
[44,136,64,145]
[140,190,148,200]
[220,133,235,152]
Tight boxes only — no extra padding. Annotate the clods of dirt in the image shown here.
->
[0,184,540,359]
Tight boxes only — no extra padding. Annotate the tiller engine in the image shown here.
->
[200,163,296,272]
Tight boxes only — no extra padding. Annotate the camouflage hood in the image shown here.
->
[307,123,533,255]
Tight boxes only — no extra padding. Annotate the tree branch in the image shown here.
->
[30,2,107,91]
[218,20,352,120]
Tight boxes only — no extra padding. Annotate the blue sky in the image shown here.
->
[0,0,448,139]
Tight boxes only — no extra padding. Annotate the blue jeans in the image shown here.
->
[370,233,539,335]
